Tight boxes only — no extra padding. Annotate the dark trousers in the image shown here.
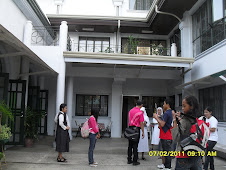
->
[176,157,202,170]
[161,139,172,168]
[88,133,97,164]
[204,140,217,170]
[127,127,140,163]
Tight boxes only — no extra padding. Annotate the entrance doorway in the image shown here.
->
[122,96,139,133]
[8,80,26,145]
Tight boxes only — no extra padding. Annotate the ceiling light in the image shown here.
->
[82,28,94,31]
[219,75,226,81]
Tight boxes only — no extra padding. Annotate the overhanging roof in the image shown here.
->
[0,24,56,73]
[47,0,198,35]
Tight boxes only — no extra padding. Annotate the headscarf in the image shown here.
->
[140,107,150,127]
[153,107,163,124]
[157,107,163,116]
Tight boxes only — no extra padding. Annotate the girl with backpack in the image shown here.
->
[172,96,204,170]
[54,103,70,162]
[88,108,100,167]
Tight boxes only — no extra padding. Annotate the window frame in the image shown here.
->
[78,37,110,53]
[75,94,108,116]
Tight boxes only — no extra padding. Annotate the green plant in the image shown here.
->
[0,152,4,160]
[0,101,14,125]
[24,107,43,139]
[0,125,12,141]
[104,47,114,53]
[127,35,139,54]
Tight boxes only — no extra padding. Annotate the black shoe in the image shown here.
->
[127,160,133,164]
[133,162,140,166]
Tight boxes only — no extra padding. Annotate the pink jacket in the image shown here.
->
[89,116,99,134]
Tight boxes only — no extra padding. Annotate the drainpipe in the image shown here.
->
[155,5,182,22]
[180,63,193,77]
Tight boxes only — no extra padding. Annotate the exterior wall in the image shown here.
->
[57,77,170,138]
[191,41,226,81]
[36,0,148,17]
[0,0,27,41]
[30,46,62,73]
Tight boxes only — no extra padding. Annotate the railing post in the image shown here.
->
[23,21,33,46]
[171,43,177,57]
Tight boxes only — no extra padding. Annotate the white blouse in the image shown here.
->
[54,111,70,130]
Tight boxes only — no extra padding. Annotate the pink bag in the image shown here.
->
[81,118,90,138]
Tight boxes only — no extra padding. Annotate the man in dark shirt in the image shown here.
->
[153,98,173,170]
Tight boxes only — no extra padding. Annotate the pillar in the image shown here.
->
[111,78,125,138]
[66,77,73,140]
[23,21,33,46]
[55,21,68,116]
[180,11,193,97]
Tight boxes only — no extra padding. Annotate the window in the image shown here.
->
[199,84,226,122]
[192,0,226,57]
[78,37,110,53]
[76,95,108,116]
[142,96,165,117]
[130,0,154,10]
[212,0,224,22]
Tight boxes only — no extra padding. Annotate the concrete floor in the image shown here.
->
[2,136,226,170]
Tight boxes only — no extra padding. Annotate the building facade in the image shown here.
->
[0,0,225,145]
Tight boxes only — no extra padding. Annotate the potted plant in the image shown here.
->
[127,35,139,54]
[24,107,43,147]
[0,101,13,163]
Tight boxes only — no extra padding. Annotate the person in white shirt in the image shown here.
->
[204,106,218,170]
[54,104,70,162]
[138,107,150,160]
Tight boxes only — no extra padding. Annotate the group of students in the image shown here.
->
[54,95,218,170]
[54,104,100,167]
[127,95,218,170]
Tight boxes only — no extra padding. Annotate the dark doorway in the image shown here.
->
[122,96,139,133]
[8,80,26,145]
[39,90,48,135]
[0,73,9,102]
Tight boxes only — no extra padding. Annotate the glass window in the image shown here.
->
[78,37,110,53]
[130,0,153,10]
[76,95,108,116]
[212,0,224,22]
[192,0,225,57]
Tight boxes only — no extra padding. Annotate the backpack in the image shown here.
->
[179,116,210,153]
[81,118,90,138]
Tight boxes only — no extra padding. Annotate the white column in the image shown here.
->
[180,11,193,97]
[56,21,68,116]
[59,21,68,51]
[23,21,33,46]
[66,77,73,140]
[111,78,125,138]
[171,43,177,57]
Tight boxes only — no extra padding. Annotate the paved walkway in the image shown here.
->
[2,136,226,170]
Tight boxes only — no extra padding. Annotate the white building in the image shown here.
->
[0,0,225,146]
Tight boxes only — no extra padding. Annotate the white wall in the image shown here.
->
[191,40,226,81]
[30,46,62,73]
[0,0,28,41]
[36,0,149,18]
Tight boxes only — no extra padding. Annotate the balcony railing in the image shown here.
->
[69,43,171,56]
[193,17,226,57]
[31,26,59,46]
